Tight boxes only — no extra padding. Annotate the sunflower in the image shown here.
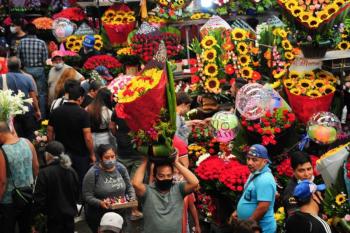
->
[159,0,168,6]
[66,42,74,49]
[334,0,345,6]
[104,9,116,18]
[337,41,350,50]
[231,28,247,41]
[115,11,126,16]
[284,79,295,89]
[321,84,336,95]
[240,67,253,79]
[317,10,330,21]
[178,0,185,5]
[335,193,347,205]
[282,40,292,50]
[325,3,339,16]
[290,88,301,95]
[201,36,217,49]
[316,70,330,79]
[238,55,251,66]
[94,35,102,41]
[307,17,322,29]
[278,29,288,38]
[289,70,302,79]
[237,42,249,54]
[307,90,322,97]
[286,0,297,10]
[304,71,315,79]
[204,63,218,77]
[202,49,217,62]
[299,79,312,89]
[191,13,202,20]
[285,51,295,60]
[326,76,337,84]
[94,40,103,50]
[74,40,82,47]
[299,12,312,23]
[273,28,280,36]
[71,46,81,53]
[66,35,77,43]
[204,77,220,93]
[291,6,303,17]
[273,69,286,79]
[314,79,326,89]
[127,16,136,23]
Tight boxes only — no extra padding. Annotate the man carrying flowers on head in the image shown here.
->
[232,144,277,233]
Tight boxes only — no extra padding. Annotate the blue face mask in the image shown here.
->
[102,159,116,169]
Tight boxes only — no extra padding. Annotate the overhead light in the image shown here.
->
[201,0,213,8]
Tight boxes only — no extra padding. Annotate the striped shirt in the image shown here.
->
[18,35,48,67]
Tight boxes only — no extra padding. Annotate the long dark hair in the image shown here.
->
[87,88,113,130]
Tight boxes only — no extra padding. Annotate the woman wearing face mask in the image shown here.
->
[82,144,136,233]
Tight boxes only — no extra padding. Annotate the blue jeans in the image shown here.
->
[24,67,47,118]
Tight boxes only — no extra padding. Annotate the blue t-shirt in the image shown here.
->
[237,165,277,233]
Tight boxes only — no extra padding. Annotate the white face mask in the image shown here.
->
[54,62,64,70]
[10,26,17,34]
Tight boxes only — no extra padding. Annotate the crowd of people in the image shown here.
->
[0,16,336,233]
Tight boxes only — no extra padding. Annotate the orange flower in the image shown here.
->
[223,42,234,51]
[251,47,259,55]
[264,50,272,60]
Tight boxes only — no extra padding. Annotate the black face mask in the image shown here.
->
[155,179,173,191]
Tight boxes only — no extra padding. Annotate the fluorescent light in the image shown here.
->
[201,0,213,8]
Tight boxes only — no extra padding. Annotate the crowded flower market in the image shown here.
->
[0,0,350,232]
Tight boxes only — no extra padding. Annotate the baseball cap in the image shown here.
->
[247,144,271,162]
[99,212,123,233]
[45,141,65,157]
[83,35,95,48]
[293,180,326,202]
[51,50,63,59]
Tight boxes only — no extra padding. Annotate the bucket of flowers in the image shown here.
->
[32,17,55,41]
[283,69,336,124]
[116,47,141,75]
[82,54,122,77]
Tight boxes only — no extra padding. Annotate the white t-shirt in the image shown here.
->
[47,64,83,105]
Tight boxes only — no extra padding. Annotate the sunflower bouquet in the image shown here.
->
[278,0,350,57]
[65,34,103,52]
[257,25,301,88]
[336,24,350,50]
[101,8,135,25]
[324,189,350,231]
[190,12,212,20]
[284,69,337,97]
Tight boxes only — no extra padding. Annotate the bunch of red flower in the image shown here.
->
[130,32,182,62]
[276,155,320,178]
[241,108,296,146]
[53,7,86,22]
[83,55,122,70]
[195,156,225,181]
[196,191,216,219]
[218,160,250,192]
[346,160,350,179]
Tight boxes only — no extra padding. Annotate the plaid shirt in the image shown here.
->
[18,35,48,67]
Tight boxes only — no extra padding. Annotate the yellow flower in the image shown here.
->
[66,35,77,43]
[304,71,315,79]
[335,193,347,205]
[284,79,295,89]
[104,9,116,18]
[286,0,298,10]
[291,6,303,17]
[202,49,217,62]
[191,13,202,20]
[321,84,336,95]
[290,88,301,95]
[66,42,74,49]
[278,29,288,38]
[289,70,302,79]
[282,40,292,50]
[314,79,326,89]
[203,63,218,77]
[273,69,286,79]
[41,120,49,126]
[94,35,102,41]
[178,0,185,6]
[236,42,249,54]
[204,77,220,93]
[327,218,333,225]
[231,28,247,41]
[240,67,253,79]
[74,40,82,47]
[307,17,322,29]
[299,79,312,89]
[117,47,132,56]
[238,55,251,66]
[307,90,322,97]
[127,16,136,23]
[94,40,103,51]
[316,70,331,79]
[299,12,312,23]
[285,51,295,60]
[273,28,281,36]
[277,207,285,214]
[159,0,168,6]
[337,41,350,50]
[325,3,339,16]
[274,213,283,221]
[334,0,345,7]
[317,10,330,21]
[71,46,81,53]
[201,36,217,49]
[326,76,337,84]
[115,11,126,16]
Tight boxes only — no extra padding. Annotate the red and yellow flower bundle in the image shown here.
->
[284,70,337,97]
[65,34,103,52]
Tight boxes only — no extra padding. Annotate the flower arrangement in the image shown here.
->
[336,24,350,50]
[274,207,286,233]
[32,17,53,30]
[284,70,337,97]
[241,108,296,146]
[188,144,207,164]
[257,24,300,88]
[0,90,32,121]
[190,12,212,20]
[33,120,48,149]
[238,0,275,14]
[116,47,140,66]
[156,0,190,10]
[324,190,350,228]
[156,0,191,20]
[52,7,86,22]
[188,124,213,144]
[146,15,168,26]
[101,9,135,25]
[65,35,103,52]
[196,191,216,221]
[83,55,121,70]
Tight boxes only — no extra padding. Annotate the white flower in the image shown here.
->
[196,153,211,166]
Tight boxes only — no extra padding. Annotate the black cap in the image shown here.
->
[45,141,65,157]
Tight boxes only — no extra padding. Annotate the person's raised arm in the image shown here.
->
[174,156,199,194]
[132,157,147,197]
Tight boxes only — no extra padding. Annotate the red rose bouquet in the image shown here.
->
[53,7,86,22]
[83,55,121,70]
[241,108,296,146]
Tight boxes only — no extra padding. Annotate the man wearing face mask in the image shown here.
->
[34,141,79,233]
[232,144,277,233]
[285,180,331,233]
[9,18,27,56]
[132,154,199,233]
[282,151,315,218]
[48,51,84,106]
[79,35,99,66]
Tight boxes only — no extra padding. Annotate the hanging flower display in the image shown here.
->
[52,7,86,22]
[32,17,53,30]
[83,55,121,70]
